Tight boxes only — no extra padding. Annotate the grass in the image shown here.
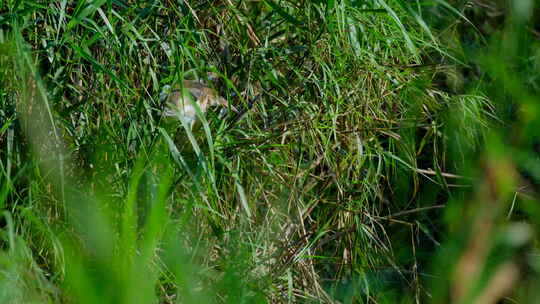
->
[1,0,540,303]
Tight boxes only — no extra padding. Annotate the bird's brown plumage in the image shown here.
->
[160,77,236,128]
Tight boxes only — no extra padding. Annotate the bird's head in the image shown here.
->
[159,84,172,103]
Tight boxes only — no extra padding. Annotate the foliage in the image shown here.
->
[0,0,539,303]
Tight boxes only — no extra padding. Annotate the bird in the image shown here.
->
[159,74,237,129]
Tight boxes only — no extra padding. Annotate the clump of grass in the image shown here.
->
[1,0,540,303]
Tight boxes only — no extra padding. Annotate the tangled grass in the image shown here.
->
[1,0,539,303]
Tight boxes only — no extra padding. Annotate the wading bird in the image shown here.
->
[160,74,237,129]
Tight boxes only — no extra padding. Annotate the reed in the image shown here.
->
[0,1,539,303]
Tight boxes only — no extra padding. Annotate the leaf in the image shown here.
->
[376,0,420,62]
[264,0,302,26]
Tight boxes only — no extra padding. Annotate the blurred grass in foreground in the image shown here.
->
[0,0,540,303]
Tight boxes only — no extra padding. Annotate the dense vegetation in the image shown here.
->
[1,0,540,303]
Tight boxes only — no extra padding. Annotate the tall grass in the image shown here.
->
[1,0,539,303]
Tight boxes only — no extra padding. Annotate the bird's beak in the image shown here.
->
[215,97,238,113]
[229,104,239,113]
